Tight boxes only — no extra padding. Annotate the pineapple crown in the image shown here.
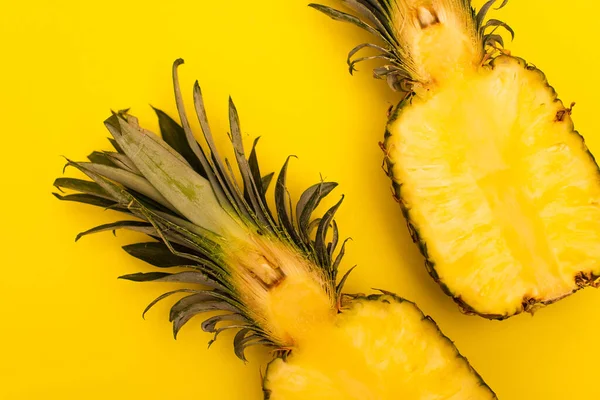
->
[310,0,514,91]
[54,59,352,361]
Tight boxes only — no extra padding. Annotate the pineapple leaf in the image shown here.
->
[316,196,344,268]
[307,218,322,236]
[296,182,338,240]
[54,177,111,199]
[247,137,274,215]
[372,65,403,78]
[308,4,391,46]
[233,328,254,362]
[169,290,244,323]
[103,152,141,175]
[172,61,235,215]
[119,272,172,281]
[275,156,302,244]
[233,330,271,362]
[339,0,396,44]
[201,313,249,333]
[173,300,240,339]
[247,138,263,189]
[169,292,224,322]
[119,271,219,286]
[476,0,509,28]
[484,34,504,49]
[208,324,260,349]
[105,115,234,236]
[79,163,173,209]
[52,192,119,209]
[153,106,205,175]
[192,80,250,219]
[224,157,253,218]
[329,219,339,259]
[349,54,396,75]
[261,173,275,197]
[128,213,224,268]
[309,1,414,90]
[66,159,133,204]
[481,19,514,40]
[336,265,357,303]
[140,288,200,320]
[332,238,352,282]
[229,97,276,231]
[122,242,196,268]
[108,137,124,154]
[88,151,116,167]
[75,220,152,242]
[125,240,230,288]
[347,42,394,74]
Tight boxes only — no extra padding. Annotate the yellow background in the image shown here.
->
[1,1,599,398]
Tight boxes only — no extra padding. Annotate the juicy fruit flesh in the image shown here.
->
[412,16,480,85]
[376,1,482,84]
[227,235,335,346]
[387,56,600,315]
[265,274,335,346]
[264,296,495,400]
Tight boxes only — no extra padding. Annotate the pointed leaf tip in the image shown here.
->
[75,221,152,243]
[153,107,205,174]
[119,272,171,282]
[336,265,357,294]
[142,289,200,320]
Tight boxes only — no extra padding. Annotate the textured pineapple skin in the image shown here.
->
[262,294,496,399]
[383,55,600,320]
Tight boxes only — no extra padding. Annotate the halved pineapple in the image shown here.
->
[54,59,495,398]
[313,0,600,318]
[264,295,493,399]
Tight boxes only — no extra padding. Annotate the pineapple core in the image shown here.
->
[387,56,600,315]
[388,2,482,84]
[264,296,495,399]
[228,235,336,347]
[413,20,479,84]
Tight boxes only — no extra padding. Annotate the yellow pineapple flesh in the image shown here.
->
[264,295,494,399]
[388,56,600,316]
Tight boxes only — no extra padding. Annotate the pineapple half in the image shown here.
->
[313,0,600,319]
[54,59,496,399]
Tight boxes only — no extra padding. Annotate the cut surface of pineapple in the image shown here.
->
[387,56,600,316]
[225,234,337,346]
[264,295,495,399]
[313,0,600,318]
